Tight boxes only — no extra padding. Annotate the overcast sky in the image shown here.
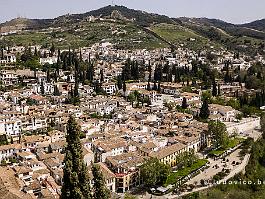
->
[1,0,264,24]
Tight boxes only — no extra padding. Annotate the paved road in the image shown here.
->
[136,149,250,199]
[168,150,250,198]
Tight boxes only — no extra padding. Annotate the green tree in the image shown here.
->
[61,116,92,199]
[92,164,111,199]
[208,120,229,148]
[227,98,240,110]
[140,158,170,188]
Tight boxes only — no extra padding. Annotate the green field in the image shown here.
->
[165,159,208,186]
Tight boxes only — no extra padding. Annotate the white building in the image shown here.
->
[0,70,18,86]
[32,82,55,95]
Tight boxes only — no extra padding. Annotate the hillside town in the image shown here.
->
[0,38,263,199]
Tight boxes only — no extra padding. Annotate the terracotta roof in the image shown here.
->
[150,143,186,159]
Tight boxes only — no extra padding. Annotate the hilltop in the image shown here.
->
[0,5,264,55]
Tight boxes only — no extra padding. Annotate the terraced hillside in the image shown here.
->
[150,23,219,50]
[0,21,168,49]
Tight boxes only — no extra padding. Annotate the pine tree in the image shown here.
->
[199,100,210,119]
[92,164,111,199]
[61,116,92,199]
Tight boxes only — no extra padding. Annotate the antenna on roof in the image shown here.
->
[112,0,115,6]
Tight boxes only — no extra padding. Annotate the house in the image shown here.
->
[93,138,127,162]
[0,70,18,86]
[0,118,22,140]
[23,135,49,151]
[160,83,182,95]
[0,143,22,162]
[96,102,117,116]
[105,152,145,192]
[13,166,34,185]
[32,82,55,95]
[150,143,187,167]
[39,57,58,65]
[209,104,236,122]
[47,130,65,143]
[102,83,117,95]
[0,54,16,64]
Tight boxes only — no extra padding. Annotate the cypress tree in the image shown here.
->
[123,81,127,94]
[54,85,60,96]
[34,47,38,57]
[74,81,79,98]
[47,66,51,83]
[100,69,104,83]
[153,81,157,91]
[122,60,131,81]
[40,81,45,95]
[92,164,111,199]
[182,97,188,109]
[61,116,92,199]
[157,82,161,93]
[147,81,151,91]
[117,76,123,90]
[86,62,94,81]
[212,79,217,97]
[217,84,221,96]
[50,43,55,56]
[0,48,4,59]
[199,100,210,119]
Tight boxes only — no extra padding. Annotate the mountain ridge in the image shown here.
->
[1,5,264,33]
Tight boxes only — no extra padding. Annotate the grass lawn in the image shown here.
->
[208,138,244,157]
[165,159,208,186]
